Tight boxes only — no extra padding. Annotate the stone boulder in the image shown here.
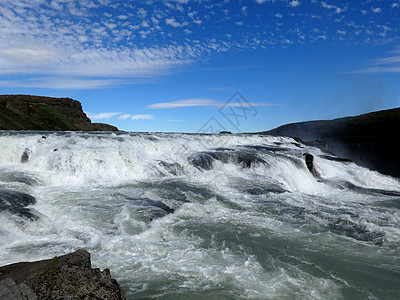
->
[0,250,125,300]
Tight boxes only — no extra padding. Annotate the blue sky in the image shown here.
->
[0,0,399,132]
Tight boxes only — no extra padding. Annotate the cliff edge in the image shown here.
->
[258,107,400,178]
[0,95,118,131]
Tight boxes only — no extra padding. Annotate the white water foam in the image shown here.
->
[1,132,400,299]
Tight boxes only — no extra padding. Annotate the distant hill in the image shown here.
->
[0,95,118,131]
[257,108,400,178]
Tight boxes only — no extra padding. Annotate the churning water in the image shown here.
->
[0,131,399,299]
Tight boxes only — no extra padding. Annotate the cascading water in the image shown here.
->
[1,131,400,299]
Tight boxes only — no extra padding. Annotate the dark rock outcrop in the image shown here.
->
[0,95,118,131]
[0,189,38,220]
[305,153,320,178]
[0,277,37,300]
[0,250,125,300]
[258,107,400,178]
[188,150,267,170]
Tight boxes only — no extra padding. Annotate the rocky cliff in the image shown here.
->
[258,107,400,178]
[0,250,125,300]
[0,95,118,131]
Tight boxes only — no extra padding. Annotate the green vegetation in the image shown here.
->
[0,94,118,131]
[31,103,73,131]
[0,104,39,130]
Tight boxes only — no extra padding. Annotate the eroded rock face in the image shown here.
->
[0,250,126,300]
[0,95,118,131]
[260,107,400,178]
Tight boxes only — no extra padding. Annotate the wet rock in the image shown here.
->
[0,250,126,300]
[0,189,38,220]
[189,150,267,170]
[259,107,400,178]
[157,161,180,176]
[0,278,37,300]
[305,153,314,173]
[343,181,400,196]
[305,153,320,178]
[234,152,266,168]
[127,197,175,221]
[21,148,30,163]
[245,185,287,195]
[188,153,215,170]
[319,155,352,163]
[329,218,384,245]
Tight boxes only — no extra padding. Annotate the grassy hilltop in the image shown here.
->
[0,95,118,131]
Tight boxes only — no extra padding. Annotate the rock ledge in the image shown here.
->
[0,250,125,300]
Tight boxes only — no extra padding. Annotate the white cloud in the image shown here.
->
[147,98,216,109]
[137,8,147,18]
[165,17,188,27]
[0,0,398,90]
[0,44,199,78]
[88,112,121,120]
[0,45,61,66]
[321,2,335,9]
[289,1,301,7]
[0,77,132,89]
[146,98,278,109]
[131,114,154,120]
[321,2,346,13]
[119,114,132,120]
[169,0,189,3]
[353,48,400,73]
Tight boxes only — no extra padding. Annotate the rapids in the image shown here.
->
[1,131,399,299]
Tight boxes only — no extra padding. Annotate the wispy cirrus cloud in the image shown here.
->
[146,98,278,109]
[353,46,400,73]
[1,0,399,89]
[147,98,217,109]
[0,45,199,78]
[0,77,137,90]
[118,114,132,120]
[86,112,155,121]
[87,112,121,120]
[131,114,154,120]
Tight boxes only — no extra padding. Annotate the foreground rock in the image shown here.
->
[0,95,118,131]
[0,250,125,300]
[258,107,400,178]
